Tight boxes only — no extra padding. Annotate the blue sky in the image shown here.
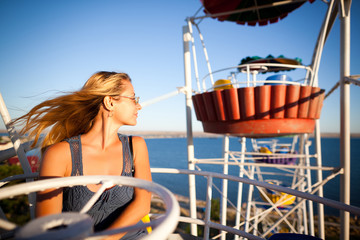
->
[0,0,359,133]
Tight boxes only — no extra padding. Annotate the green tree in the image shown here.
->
[0,164,30,225]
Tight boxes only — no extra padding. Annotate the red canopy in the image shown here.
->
[200,0,314,26]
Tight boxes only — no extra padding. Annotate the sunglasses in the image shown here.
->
[118,95,140,104]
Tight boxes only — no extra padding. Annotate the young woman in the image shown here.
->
[13,71,152,239]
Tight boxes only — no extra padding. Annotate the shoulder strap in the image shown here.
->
[129,136,135,174]
[64,135,82,176]
[129,135,133,156]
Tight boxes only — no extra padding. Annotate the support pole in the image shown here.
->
[315,120,325,239]
[310,0,336,86]
[299,135,308,234]
[339,1,351,239]
[235,137,246,240]
[183,25,198,236]
[244,166,255,234]
[304,136,315,236]
[204,176,213,240]
[220,135,229,240]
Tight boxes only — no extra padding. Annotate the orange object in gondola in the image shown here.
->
[192,85,325,138]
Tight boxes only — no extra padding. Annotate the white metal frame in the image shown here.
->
[150,168,360,240]
[183,0,357,239]
[0,0,357,239]
[0,93,37,219]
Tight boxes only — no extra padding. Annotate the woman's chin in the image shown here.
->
[126,121,137,126]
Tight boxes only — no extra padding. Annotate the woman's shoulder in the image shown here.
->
[130,135,145,143]
[118,133,145,144]
[126,135,146,148]
[41,141,72,176]
[44,141,71,156]
[129,136,148,162]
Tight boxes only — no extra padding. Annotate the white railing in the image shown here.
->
[0,168,359,240]
[151,168,360,240]
[0,175,180,240]
[199,63,313,93]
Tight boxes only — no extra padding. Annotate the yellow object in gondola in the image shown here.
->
[260,146,272,154]
[260,181,296,206]
[213,79,233,90]
[141,215,152,233]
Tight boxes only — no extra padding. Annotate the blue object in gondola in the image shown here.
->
[265,74,292,85]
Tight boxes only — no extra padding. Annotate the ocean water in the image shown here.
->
[147,136,360,216]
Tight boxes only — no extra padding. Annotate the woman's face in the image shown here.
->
[112,81,141,126]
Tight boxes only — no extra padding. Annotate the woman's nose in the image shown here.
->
[137,103,142,110]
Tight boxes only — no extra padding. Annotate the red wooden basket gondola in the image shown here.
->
[192,84,324,137]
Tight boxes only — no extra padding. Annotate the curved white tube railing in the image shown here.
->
[0,175,180,240]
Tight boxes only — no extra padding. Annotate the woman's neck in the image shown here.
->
[82,111,122,150]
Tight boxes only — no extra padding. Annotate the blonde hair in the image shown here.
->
[12,71,131,152]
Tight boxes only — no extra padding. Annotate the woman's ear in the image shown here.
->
[103,96,114,111]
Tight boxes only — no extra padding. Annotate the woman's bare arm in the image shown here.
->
[36,142,71,217]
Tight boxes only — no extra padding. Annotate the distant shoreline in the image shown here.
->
[1,129,359,139]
